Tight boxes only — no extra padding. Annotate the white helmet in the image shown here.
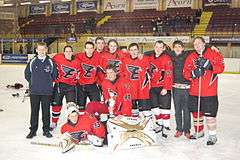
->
[65,102,79,117]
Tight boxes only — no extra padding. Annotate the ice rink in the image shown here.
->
[0,64,239,160]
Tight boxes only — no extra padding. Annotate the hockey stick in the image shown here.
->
[30,141,60,147]
[196,50,203,139]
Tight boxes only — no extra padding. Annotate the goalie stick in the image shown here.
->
[30,140,95,153]
[30,141,59,147]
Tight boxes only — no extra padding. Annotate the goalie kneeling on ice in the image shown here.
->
[107,116,157,150]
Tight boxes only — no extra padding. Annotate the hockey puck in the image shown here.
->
[0,109,4,112]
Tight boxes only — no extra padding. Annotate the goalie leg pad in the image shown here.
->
[59,132,76,153]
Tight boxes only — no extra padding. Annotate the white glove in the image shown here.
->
[87,135,104,147]
[100,114,109,122]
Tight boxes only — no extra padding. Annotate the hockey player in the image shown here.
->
[94,36,107,92]
[167,40,191,139]
[94,36,107,56]
[101,64,133,117]
[60,102,106,153]
[99,39,127,78]
[76,41,101,111]
[183,37,224,145]
[149,40,173,138]
[25,42,58,138]
[123,43,151,117]
[50,45,79,130]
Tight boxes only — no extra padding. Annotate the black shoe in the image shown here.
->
[43,132,53,138]
[26,131,36,139]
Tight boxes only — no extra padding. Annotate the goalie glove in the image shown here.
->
[87,135,104,147]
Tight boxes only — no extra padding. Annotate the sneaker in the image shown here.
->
[190,132,204,139]
[43,131,53,138]
[174,131,183,138]
[207,135,217,145]
[26,131,36,139]
[184,132,191,139]
[162,127,170,138]
[49,123,57,131]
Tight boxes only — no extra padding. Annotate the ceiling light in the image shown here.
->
[39,0,51,3]
[3,3,14,6]
[20,2,31,5]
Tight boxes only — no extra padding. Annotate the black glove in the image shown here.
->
[195,57,212,70]
[191,68,205,79]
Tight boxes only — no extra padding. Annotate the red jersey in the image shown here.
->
[61,112,106,139]
[101,77,132,116]
[149,53,173,90]
[76,52,100,85]
[183,48,224,96]
[99,50,126,77]
[94,50,107,85]
[123,55,150,99]
[52,53,79,86]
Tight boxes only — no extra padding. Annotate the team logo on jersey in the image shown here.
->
[108,60,121,72]
[158,70,165,82]
[149,63,156,73]
[127,65,140,80]
[82,64,94,78]
[62,65,76,78]
[209,73,218,86]
[44,65,51,73]
[142,72,150,88]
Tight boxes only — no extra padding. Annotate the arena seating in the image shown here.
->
[0,20,14,34]
[205,6,240,35]
[18,8,199,35]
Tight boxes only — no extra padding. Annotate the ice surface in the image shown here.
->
[0,65,239,160]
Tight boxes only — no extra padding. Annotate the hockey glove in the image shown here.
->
[195,57,212,70]
[70,131,87,142]
[191,68,205,79]
[87,135,104,147]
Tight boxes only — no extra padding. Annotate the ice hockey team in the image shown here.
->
[24,36,224,152]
